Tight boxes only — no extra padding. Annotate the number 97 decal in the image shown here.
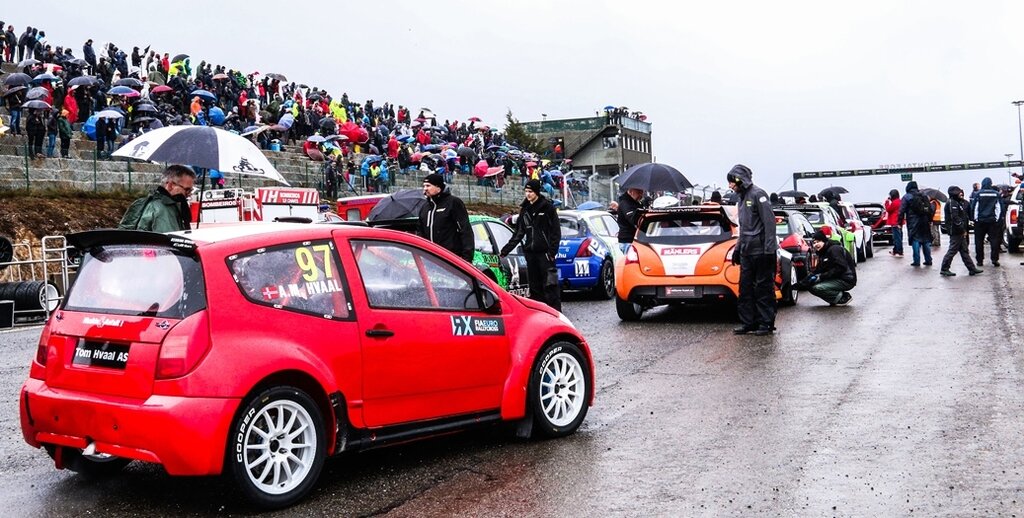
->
[295,244,334,282]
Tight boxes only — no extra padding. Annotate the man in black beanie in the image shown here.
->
[801,228,857,305]
[500,179,562,311]
[727,164,778,335]
[418,173,474,261]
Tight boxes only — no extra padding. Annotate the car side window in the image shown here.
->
[352,240,479,310]
[228,240,352,319]
[601,215,619,237]
[588,216,608,237]
[486,222,518,255]
[472,221,495,254]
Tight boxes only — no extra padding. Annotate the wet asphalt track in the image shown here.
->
[1,245,1022,517]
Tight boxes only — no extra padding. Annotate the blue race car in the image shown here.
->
[555,209,623,299]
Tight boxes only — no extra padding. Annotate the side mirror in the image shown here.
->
[479,286,501,314]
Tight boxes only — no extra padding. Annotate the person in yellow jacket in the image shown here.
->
[930,197,942,248]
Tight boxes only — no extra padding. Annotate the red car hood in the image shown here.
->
[513,294,561,317]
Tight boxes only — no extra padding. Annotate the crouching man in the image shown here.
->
[801,228,857,306]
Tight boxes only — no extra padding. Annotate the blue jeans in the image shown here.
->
[891,225,904,254]
[910,238,932,265]
[46,134,56,157]
[9,109,21,135]
[619,242,631,254]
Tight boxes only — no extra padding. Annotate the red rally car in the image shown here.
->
[20,223,594,509]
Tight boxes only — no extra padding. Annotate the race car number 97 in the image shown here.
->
[295,244,334,282]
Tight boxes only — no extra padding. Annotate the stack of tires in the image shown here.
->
[0,281,60,312]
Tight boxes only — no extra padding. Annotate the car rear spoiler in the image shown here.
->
[66,230,198,255]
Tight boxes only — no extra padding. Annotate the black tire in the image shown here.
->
[615,295,643,321]
[781,266,799,306]
[0,236,12,269]
[528,341,592,438]
[44,445,132,478]
[856,242,866,262]
[591,260,615,300]
[866,239,874,258]
[1007,231,1021,253]
[227,386,326,510]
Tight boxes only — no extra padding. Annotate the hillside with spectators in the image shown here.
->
[0,19,578,198]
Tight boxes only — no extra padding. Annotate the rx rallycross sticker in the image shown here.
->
[451,316,506,336]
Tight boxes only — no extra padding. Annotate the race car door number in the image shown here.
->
[72,340,130,369]
[664,286,698,298]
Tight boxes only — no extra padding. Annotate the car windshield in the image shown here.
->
[636,213,732,245]
[560,217,581,238]
[799,210,826,226]
[64,245,207,318]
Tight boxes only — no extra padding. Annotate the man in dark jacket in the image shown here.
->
[418,173,473,262]
[969,177,1003,267]
[500,179,561,311]
[4,26,16,63]
[616,187,649,252]
[898,181,934,267]
[728,164,778,335]
[82,39,96,68]
[802,229,857,305]
[940,185,982,276]
[17,26,31,62]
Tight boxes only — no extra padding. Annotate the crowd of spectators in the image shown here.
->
[0,19,578,197]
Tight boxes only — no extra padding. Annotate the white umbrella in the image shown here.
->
[112,125,289,185]
[95,109,125,119]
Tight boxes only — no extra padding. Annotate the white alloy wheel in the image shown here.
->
[242,399,318,496]
[538,350,586,427]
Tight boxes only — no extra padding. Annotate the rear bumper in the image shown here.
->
[20,378,239,475]
[623,284,737,306]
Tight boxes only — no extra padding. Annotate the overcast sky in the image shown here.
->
[7,1,1024,201]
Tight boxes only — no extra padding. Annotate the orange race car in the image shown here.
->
[614,206,797,321]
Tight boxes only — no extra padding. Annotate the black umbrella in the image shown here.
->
[21,100,52,110]
[172,53,189,63]
[457,145,477,163]
[3,73,32,87]
[1,85,26,97]
[918,187,948,203]
[114,77,144,88]
[367,189,427,221]
[67,58,89,67]
[818,186,849,198]
[134,103,159,113]
[25,86,49,100]
[618,163,693,192]
[67,75,98,87]
[266,73,287,81]
[778,189,808,198]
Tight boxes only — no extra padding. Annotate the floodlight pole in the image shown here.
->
[1012,101,1024,180]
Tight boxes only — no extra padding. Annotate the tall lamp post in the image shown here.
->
[1012,101,1024,181]
[1006,153,1015,183]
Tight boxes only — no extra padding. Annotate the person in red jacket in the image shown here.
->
[62,89,79,123]
[880,189,903,257]
[386,134,398,159]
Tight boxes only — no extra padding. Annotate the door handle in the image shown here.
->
[365,328,394,338]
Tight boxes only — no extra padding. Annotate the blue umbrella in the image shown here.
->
[277,113,294,130]
[31,73,58,83]
[83,115,98,139]
[190,89,217,102]
[577,201,603,210]
[603,105,615,110]
[208,106,226,125]
[108,85,136,96]
[421,144,442,152]
[397,135,415,143]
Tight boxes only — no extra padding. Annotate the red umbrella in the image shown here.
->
[484,166,505,178]
[410,152,424,163]
[355,127,369,144]
[478,125,490,132]
[474,160,489,178]
[151,85,173,94]
[468,116,482,122]
[338,121,362,142]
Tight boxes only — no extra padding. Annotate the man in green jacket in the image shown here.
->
[118,164,195,232]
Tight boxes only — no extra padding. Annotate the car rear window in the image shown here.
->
[637,214,732,245]
[64,245,206,318]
